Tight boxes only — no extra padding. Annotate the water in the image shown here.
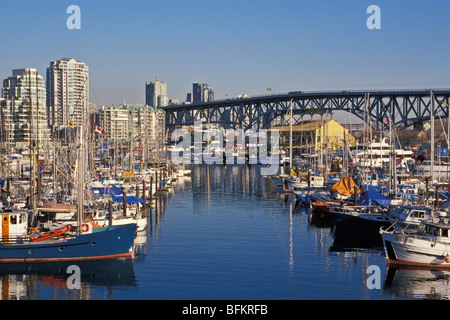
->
[1,164,449,301]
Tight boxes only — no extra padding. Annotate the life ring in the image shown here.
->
[81,223,89,233]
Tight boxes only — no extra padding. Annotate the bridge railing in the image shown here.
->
[163,88,450,109]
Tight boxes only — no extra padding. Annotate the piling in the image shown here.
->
[143,180,146,199]
[109,199,113,226]
[123,191,127,217]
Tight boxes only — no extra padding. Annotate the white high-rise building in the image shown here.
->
[46,58,89,130]
[0,68,51,148]
[145,78,168,108]
[99,104,165,144]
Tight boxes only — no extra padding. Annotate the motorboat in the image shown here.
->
[381,211,450,268]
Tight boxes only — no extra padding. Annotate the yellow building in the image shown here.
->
[269,119,356,152]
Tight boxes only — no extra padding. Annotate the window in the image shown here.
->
[10,215,17,225]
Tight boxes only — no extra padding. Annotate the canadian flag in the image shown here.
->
[94,124,105,135]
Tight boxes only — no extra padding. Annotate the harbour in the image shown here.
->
[1,164,450,300]
[2,1,450,308]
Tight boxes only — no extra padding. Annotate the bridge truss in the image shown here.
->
[162,89,450,132]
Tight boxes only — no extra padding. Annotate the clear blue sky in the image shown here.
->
[1,0,449,108]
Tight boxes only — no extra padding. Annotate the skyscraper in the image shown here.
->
[193,82,214,103]
[0,68,50,147]
[145,78,168,108]
[46,58,89,130]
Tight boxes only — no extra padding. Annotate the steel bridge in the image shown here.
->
[162,89,450,132]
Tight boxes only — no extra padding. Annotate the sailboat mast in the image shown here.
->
[289,99,293,170]
[28,69,36,220]
[431,90,435,182]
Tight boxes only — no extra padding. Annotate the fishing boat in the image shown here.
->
[0,208,136,263]
[0,109,139,263]
[380,211,450,268]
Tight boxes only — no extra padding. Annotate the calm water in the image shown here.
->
[1,164,449,301]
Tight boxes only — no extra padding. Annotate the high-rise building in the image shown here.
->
[99,104,165,144]
[145,78,168,108]
[193,82,214,103]
[46,58,89,130]
[0,68,51,148]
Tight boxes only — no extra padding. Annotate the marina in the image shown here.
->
[1,163,450,300]
[0,0,449,310]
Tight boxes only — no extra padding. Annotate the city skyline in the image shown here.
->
[0,0,449,112]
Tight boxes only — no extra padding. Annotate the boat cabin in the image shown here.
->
[390,206,432,221]
[1,211,28,242]
[420,212,450,238]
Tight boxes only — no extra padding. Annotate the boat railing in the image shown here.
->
[380,224,442,243]
[1,234,32,244]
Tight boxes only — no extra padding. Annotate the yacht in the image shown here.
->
[352,138,414,169]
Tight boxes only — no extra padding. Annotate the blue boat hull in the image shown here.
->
[0,224,137,263]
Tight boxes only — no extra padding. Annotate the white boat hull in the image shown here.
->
[382,231,450,268]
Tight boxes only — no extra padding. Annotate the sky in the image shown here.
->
[1,0,450,110]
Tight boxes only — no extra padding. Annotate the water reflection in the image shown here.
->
[384,267,450,299]
[0,259,136,300]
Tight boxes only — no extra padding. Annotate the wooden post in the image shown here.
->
[354,185,358,206]
[136,185,140,198]
[109,199,113,226]
[142,180,146,199]
[150,176,153,201]
[123,191,127,217]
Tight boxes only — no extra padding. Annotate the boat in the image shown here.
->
[31,224,72,242]
[380,211,450,268]
[387,205,433,232]
[329,176,361,200]
[309,202,333,228]
[352,137,414,169]
[329,188,392,236]
[286,174,325,190]
[0,113,138,263]
[330,203,391,236]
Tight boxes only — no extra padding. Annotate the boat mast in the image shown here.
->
[289,99,293,171]
[430,90,435,182]
[28,69,36,223]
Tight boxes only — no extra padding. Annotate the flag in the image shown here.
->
[68,120,74,127]
[267,88,272,92]
[94,124,105,135]
[383,117,389,126]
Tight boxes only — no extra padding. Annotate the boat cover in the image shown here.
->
[358,189,392,208]
[330,177,361,197]
[112,195,147,204]
[92,187,123,196]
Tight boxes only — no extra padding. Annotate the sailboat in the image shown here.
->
[0,109,137,263]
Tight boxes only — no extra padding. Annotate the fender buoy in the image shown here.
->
[81,223,89,233]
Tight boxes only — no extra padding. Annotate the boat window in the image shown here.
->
[10,215,16,225]
[443,229,449,238]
